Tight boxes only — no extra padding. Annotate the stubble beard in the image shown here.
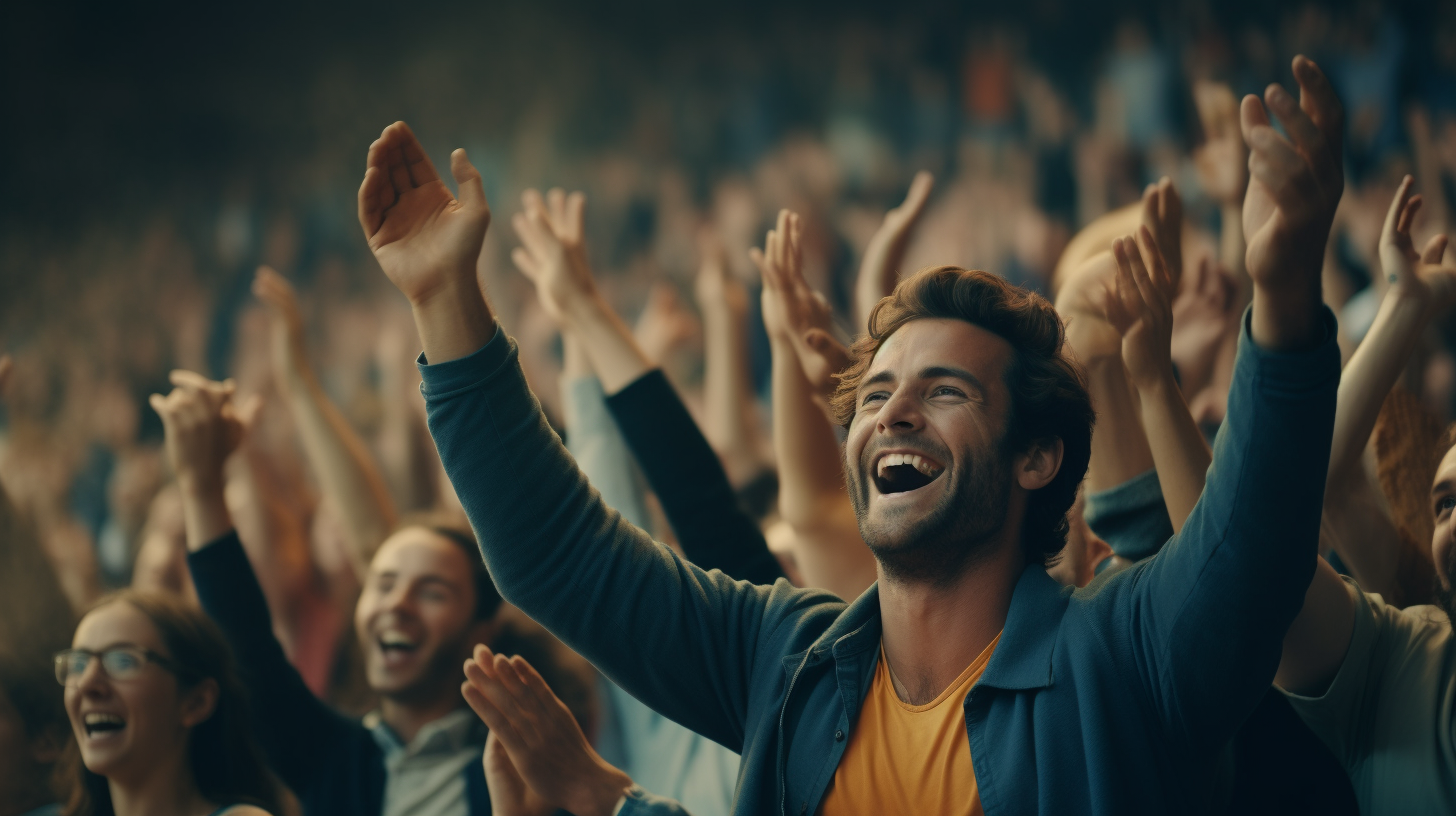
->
[847,438,1013,588]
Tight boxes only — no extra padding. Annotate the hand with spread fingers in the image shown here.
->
[462,644,632,816]
[1103,228,1178,392]
[1239,55,1345,348]
[1379,175,1455,310]
[359,121,491,308]
[1193,81,1249,209]
[752,209,851,401]
[855,171,934,331]
[510,188,597,325]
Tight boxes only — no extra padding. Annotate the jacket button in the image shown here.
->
[834,729,844,741]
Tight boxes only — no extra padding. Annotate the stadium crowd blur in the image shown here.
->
[5,0,1456,814]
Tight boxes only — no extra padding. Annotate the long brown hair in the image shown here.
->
[60,590,280,816]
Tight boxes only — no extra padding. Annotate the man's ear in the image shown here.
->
[1015,437,1064,491]
[179,677,220,729]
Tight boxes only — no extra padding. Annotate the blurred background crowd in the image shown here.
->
[3,0,1456,742]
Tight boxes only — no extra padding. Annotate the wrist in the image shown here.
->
[176,470,226,499]
[566,762,633,816]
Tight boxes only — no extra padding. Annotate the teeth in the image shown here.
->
[379,629,417,649]
[878,453,942,478]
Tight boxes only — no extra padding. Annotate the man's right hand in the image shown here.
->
[360,123,494,363]
[359,122,490,308]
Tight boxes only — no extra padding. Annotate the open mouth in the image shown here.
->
[377,629,421,662]
[83,712,126,737]
[872,452,945,495]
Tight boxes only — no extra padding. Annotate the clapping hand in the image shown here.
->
[1379,176,1454,309]
[149,371,256,490]
[1103,228,1178,391]
[510,188,598,325]
[753,210,852,401]
[462,644,631,816]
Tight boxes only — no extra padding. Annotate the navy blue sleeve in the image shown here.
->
[1119,307,1341,751]
[187,531,367,799]
[605,369,786,586]
[419,328,838,752]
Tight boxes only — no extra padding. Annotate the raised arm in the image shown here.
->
[1101,228,1211,533]
[1131,56,1345,748]
[253,266,398,575]
[512,188,785,585]
[151,370,353,796]
[696,228,769,486]
[1193,80,1250,288]
[366,127,834,748]
[853,171,934,332]
[1278,180,1455,691]
[755,210,877,601]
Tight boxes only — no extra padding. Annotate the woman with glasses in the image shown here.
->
[55,589,280,816]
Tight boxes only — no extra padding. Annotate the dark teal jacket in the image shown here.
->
[419,308,1339,816]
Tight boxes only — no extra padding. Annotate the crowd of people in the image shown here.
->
[5,3,1456,815]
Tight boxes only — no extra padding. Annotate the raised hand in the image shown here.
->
[1169,256,1239,397]
[462,644,631,816]
[510,188,597,325]
[855,171,934,330]
[1103,228,1178,390]
[252,265,310,381]
[359,122,490,307]
[694,227,748,319]
[150,371,249,489]
[1379,175,1455,308]
[1193,81,1248,208]
[633,283,700,366]
[1140,177,1183,288]
[1240,56,1344,348]
[752,210,851,400]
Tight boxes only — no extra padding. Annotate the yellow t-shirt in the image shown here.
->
[817,633,1000,816]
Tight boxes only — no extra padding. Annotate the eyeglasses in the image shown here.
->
[53,647,181,686]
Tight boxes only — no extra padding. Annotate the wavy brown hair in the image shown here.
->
[61,590,280,816]
[831,266,1094,565]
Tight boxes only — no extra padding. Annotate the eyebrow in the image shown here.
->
[72,641,146,652]
[860,365,989,399]
[371,570,462,592]
[1433,479,1454,500]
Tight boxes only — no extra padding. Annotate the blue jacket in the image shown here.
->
[419,308,1339,816]
[188,532,493,816]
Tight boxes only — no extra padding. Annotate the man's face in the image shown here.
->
[844,318,1018,582]
[354,528,485,703]
[1429,446,1456,593]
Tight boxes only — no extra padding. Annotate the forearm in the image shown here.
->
[178,475,234,551]
[1134,375,1211,534]
[1320,470,1403,602]
[412,277,497,365]
[1220,204,1247,291]
[1326,290,1428,491]
[606,370,785,585]
[422,328,773,746]
[564,292,653,396]
[701,302,762,482]
[1141,307,1339,740]
[771,338,875,598]
[855,237,897,332]
[564,375,652,532]
[278,366,398,569]
[1081,352,1155,492]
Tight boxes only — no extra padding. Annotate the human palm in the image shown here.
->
[1240,57,1343,295]
[1380,176,1456,308]
[510,188,596,326]
[358,122,491,305]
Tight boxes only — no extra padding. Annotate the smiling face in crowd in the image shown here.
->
[355,527,487,704]
[844,318,1021,583]
[64,601,214,784]
[1429,445,1456,596]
